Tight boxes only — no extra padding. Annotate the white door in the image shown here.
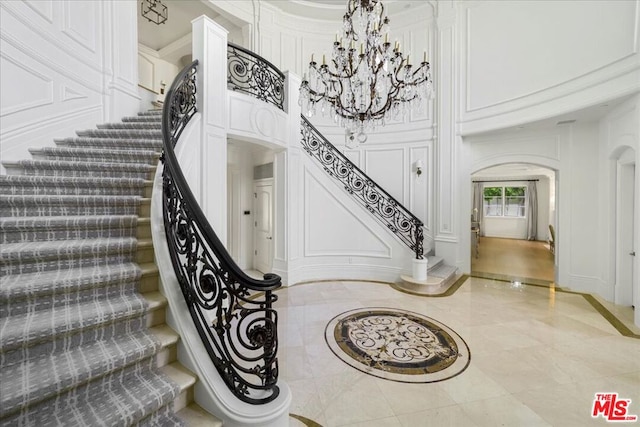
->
[253,180,273,274]
[616,155,635,307]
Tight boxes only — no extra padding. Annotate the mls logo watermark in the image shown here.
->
[592,393,638,422]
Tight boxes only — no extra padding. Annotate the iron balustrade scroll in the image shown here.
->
[161,60,282,405]
[227,43,285,111]
[301,116,424,259]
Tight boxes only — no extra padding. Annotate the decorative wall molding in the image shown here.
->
[0,104,102,140]
[0,53,54,116]
[61,85,88,102]
[61,0,98,53]
[303,167,393,259]
[23,0,53,23]
[228,92,288,148]
[458,0,640,132]
[1,1,104,73]
[0,31,103,94]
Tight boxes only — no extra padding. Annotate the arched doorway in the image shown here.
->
[470,163,557,282]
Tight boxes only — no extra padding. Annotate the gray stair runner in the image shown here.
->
[0,111,186,425]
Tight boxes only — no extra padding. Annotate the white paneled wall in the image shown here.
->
[457,0,640,134]
[0,0,139,168]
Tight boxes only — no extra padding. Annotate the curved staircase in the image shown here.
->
[0,110,220,425]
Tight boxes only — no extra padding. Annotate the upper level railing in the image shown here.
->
[227,43,285,111]
[161,60,282,405]
[300,116,424,259]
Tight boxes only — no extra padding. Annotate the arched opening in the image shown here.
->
[470,163,557,282]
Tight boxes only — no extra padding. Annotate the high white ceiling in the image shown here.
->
[138,0,428,52]
[262,0,424,21]
[138,0,220,50]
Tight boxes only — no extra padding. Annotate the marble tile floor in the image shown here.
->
[279,277,640,427]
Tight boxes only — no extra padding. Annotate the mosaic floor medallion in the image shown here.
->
[325,307,470,383]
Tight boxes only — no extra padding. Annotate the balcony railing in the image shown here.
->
[161,60,281,405]
[227,43,285,111]
[300,116,424,259]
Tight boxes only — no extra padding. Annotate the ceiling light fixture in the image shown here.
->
[141,0,167,25]
[299,0,432,145]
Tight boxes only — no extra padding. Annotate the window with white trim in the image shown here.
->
[483,186,526,217]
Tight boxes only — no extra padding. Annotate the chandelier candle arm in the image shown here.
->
[299,0,433,143]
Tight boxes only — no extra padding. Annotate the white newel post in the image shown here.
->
[191,16,229,245]
[412,258,429,282]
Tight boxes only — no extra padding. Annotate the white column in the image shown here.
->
[191,16,229,244]
[434,2,461,267]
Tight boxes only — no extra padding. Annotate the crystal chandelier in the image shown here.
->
[141,0,167,25]
[299,0,432,145]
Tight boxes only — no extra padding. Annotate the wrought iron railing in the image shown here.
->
[161,60,281,405]
[301,116,424,259]
[227,42,285,111]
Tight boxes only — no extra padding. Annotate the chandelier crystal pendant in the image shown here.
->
[299,0,432,145]
[141,0,168,25]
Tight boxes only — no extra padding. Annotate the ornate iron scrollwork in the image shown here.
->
[227,43,285,111]
[300,116,424,259]
[161,60,281,404]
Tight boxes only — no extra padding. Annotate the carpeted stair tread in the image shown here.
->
[1,359,181,426]
[0,175,150,196]
[0,293,148,353]
[55,136,163,150]
[3,159,156,179]
[0,215,138,243]
[76,128,162,139]
[29,146,160,164]
[97,122,161,130]
[0,330,162,417]
[0,237,138,272]
[0,262,142,302]
[0,194,144,217]
[122,115,163,123]
[138,110,163,116]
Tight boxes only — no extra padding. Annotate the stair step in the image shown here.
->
[161,362,197,412]
[0,237,139,275]
[76,128,162,140]
[0,360,180,426]
[122,115,163,123]
[149,324,179,368]
[0,175,150,196]
[138,110,163,116]
[428,263,458,279]
[29,146,159,164]
[97,122,161,130]
[0,194,145,217]
[0,262,141,303]
[177,403,224,427]
[55,136,163,151]
[427,255,444,271]
[0,215,138,243]
[143,291,167,328]
[3,159,156,179]
[0,330,162,417]
[0,293,148,354]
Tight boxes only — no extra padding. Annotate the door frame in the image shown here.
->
[253,178,274,274]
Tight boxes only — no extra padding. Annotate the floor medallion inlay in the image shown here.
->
[325,308,470,382]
